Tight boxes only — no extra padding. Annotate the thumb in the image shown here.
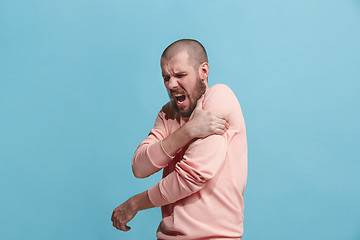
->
[196,94,205,110]
[124,225,131,231]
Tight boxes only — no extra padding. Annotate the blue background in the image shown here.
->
[1,0,359,239]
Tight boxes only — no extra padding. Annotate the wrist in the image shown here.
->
[128,196,139,212]
[184,121,196,139]
[160,140,175,158]
[130,191,154,212]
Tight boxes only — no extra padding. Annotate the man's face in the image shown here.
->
[161,50,207,117]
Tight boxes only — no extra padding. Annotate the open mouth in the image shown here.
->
[173,93,186,105]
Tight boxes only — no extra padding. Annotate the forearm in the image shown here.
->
[161,122,195,157]
[130,190,154,211]
[132,96,228,178]
[148,134,227,207]
[132,127,193,178]
[162,94,229,157]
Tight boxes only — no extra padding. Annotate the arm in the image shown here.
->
[111,190,154,231]
[148,84,240,206]
[149,134,227,206]
[111,132,227,231]
[161,95,229,156]
[112,85,237,231]
[132,97,228,178]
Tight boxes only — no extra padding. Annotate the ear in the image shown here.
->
[198,62,209,81]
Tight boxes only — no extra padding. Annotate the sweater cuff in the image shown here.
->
[148,183,169,207]
[147,141,173,168]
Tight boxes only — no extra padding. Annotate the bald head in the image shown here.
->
[161,39,208,70]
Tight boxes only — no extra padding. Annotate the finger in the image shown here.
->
[217,118,226,125]
[115,220,123,231]
[214,112,227,121]
[124,225,131,231]
[112,215,121,230]
[217,118,228,129]
[214,128,225,135]
[216,125,228,134]
[119,224,131,232]
[196,94,205,109]
[223,123,229,131]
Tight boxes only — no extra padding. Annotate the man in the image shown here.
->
[111,39,248,239]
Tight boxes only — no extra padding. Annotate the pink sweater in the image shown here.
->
[132,84,248,240]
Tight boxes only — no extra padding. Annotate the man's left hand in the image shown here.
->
[111,191,154,231]
[111,198,138,231]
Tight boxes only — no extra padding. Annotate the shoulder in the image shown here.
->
[207,84,234,95]
[204,84,238,106]
[204,84,237,102]
[202,84,240,117]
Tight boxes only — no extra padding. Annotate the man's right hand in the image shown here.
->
[188,95,229,139]
[160,95,229,158]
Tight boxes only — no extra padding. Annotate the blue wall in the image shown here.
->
[1,0,359,239]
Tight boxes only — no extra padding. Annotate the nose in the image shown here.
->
[167,77,179,90]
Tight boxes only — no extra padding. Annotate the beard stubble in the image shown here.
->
[171,77,207,118]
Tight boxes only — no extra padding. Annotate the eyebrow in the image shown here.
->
[162,70,186,76]
[173,71,186,75]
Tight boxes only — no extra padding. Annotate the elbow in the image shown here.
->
[132,147,161,178]
[132,164,149,179]
[132,154,145,178]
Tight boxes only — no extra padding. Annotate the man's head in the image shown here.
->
[161,39,209,117]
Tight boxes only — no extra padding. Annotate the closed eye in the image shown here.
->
[176,73,186,78]
[163,76,170,82]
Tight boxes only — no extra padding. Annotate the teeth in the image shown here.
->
[173,93,185,104]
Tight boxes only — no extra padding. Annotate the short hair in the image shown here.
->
[161,39,208,69]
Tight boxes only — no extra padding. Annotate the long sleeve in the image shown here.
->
[148,84,242,206]
[148,134,227,206]
[132,104,175,178]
